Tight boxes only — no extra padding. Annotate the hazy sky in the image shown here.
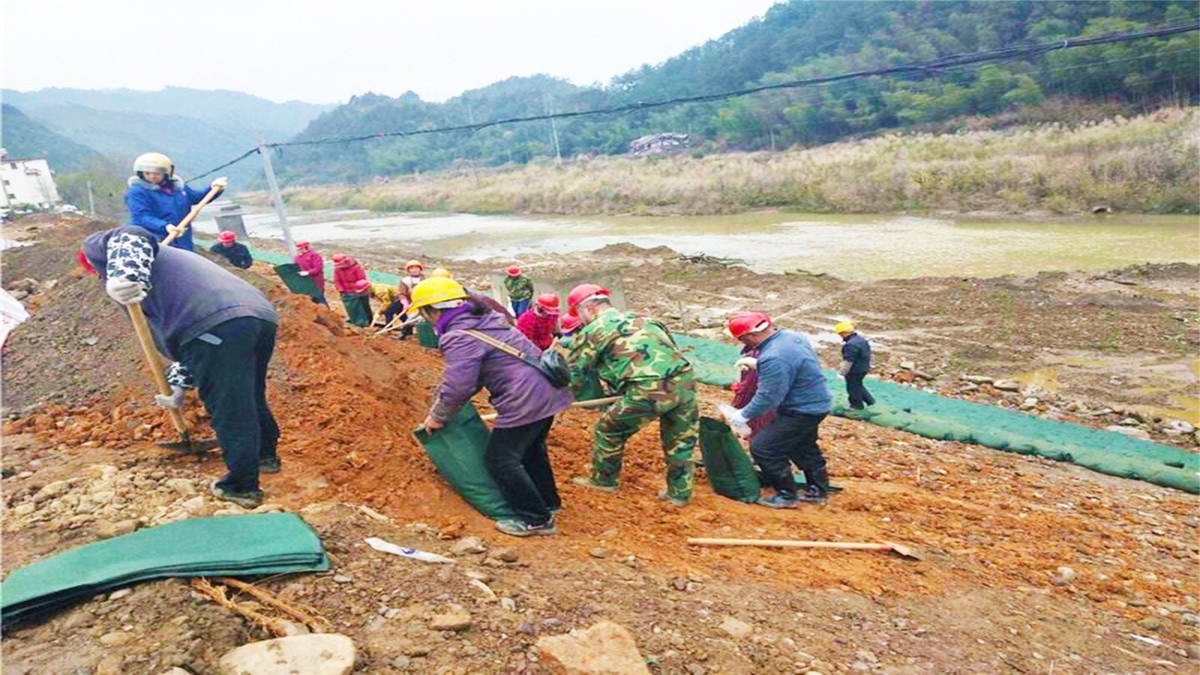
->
[2,0,780,104]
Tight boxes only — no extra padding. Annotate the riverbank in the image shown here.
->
[248,107,1200,217]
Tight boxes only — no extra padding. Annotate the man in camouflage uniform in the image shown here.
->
[564,284,697,506]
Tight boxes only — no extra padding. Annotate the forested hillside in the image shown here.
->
[275,0,1199,184]
[1,104,102,171]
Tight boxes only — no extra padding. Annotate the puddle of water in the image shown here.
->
[195,209,1200,281]
[1128,394,1200,425]
[1008,367,1062,393]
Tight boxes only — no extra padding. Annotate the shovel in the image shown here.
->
[686,537,922,561]
[162,185,222,246]
[126,304,217,454]
[479,396,621,422]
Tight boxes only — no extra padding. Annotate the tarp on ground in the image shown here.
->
[1,513,329,623]
[671,332,1199,494]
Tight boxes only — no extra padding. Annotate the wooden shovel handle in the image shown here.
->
[480,396,621,422]
[128,303,189,435]
[162,186,222,245]
[687,538,890,551]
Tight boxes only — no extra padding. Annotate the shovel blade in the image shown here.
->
[156,438,220,455]
[884,542,923,561]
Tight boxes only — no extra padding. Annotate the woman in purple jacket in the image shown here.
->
[413,278,573,537]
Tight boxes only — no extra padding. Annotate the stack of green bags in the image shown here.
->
[1,513,329,623]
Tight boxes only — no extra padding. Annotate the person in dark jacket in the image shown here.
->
[81,225,280,508]
[723,312,833,508]
[414,277,573,537]
[209,230,253,269]
[835,321,875,411]
[124,152,225,252]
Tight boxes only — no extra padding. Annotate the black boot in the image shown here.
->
[798,466,831,503]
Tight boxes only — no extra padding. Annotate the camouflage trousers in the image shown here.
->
[591,372,698,500]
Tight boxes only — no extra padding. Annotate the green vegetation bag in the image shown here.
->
[418,322,440,348]
[273,263,321,299]
[341,293,372,327]
[698,417,761,503]
[413,403,516,521]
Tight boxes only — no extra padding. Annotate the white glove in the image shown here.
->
[298,270,310,277]
[106,277,147,305]
[838,361,852,376]
[165,224,186,239]
[735,357,758,372]
[211,176,228,191]
[154,385,186,410]
[718,403,752,440]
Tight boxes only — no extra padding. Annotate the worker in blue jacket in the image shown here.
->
[124,152,226,252]
[835,321,875,411]
[723,312,833,508]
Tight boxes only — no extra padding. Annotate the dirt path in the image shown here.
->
[2,217,1198,673]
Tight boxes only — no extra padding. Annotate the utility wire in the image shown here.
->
[189,19,1199,182]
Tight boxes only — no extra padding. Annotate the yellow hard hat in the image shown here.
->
[133,152,174,176]
[430,267,452,279]
[833,321,855,334]
[408,277,468,315]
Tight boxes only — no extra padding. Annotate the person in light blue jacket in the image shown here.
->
[124,152,226,251]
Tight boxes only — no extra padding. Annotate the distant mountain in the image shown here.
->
[2,87,335,186]
[3,87,332,137]
[1,104,103,171]
[275,0,1199,184]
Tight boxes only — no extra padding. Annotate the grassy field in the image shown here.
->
[266,107,1199,216]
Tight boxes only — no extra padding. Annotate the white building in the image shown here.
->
[0,148,61,214]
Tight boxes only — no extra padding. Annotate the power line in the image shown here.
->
[189,19,1199,183]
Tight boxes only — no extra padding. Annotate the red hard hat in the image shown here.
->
[76,247,97,276]
[354,279,371,292]
[218,230,236,243]
[296,240,311,250]
[560,311,582,333]
[507,265,521,277]
[727,312,772,339]
[567,283,610,311]
[536,293,560,312]
[332,253,349,265]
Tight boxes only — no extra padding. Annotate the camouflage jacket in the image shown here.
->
[567,307,691,390]
[504,275,534,301]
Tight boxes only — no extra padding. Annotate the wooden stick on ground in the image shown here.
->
[687,537,921,560]
[191,578,290,637]
[215,577,330,633]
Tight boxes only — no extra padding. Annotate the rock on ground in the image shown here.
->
[537,620,650,674]
[217,634,356,675]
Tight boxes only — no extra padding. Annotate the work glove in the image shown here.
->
[838,361,852,377]
[154,385,186,410]
[298,270,310,277]
[211,176,228,191]
[735,357,758,372]
[165,223,186,239]
[718,404,752,440]
[105,277,147,305]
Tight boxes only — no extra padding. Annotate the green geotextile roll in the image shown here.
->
[1,513,329,622]
[413,403,516,521]
[671,334,740,387]
[698,417,761,503]
[273,263,321,298]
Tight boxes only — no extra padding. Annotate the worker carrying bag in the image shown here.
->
[457,329,571,388]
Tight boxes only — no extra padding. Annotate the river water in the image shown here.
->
[195,209,1200,280]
